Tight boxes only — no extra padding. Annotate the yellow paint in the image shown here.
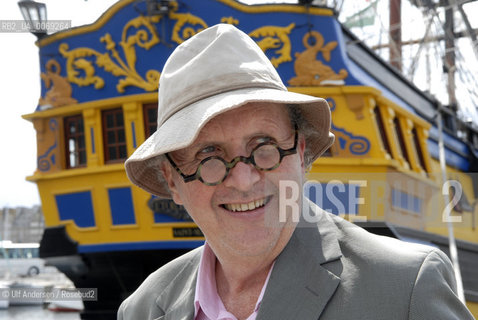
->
[31,162,201,245]
[59,44,105,89]
[220,17,239,25]
[33,117,63,174]
[35,1,334,97]
[36,0,333,48]
[466,302,478,317]
[308,158,437,229]
[288,31,348,86]
[249,23,295,68]
[25,84,478,252]
[59,15,161,94]
[215,0,333,16]
[39,60,78,108]
[52,7,299,95]
[169,2,207,44]
[292,86,453,232]
[26,93,202,245]
[344,94,365,120]
[425,160,478,243]
[23,93,158,120]
[83,108,101,167]
[122,101,140,156]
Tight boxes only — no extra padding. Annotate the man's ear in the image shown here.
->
[161,161,183,205]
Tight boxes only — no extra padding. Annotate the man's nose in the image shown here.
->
[223,160,261,191]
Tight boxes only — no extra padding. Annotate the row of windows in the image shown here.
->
[62,101,428,172]
[374,105,428,173]
[64,103,157,168]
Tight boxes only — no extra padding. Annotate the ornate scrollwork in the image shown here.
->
[331,124,370,156]
[169,2,207,44]
[288,30,348,86]
[221,17,239,25]
[249,23,295,68]
[60,15,162,93]
[37,119,59,172]
[56,2,298,95]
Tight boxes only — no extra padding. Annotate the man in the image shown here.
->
[118,24,474,320]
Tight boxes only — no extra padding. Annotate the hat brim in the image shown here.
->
[125,87,334,198]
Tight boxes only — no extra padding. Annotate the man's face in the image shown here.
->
[163,102,306,260]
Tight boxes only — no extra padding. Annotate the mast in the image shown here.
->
[389,0,402,71]
[444,0,457,109]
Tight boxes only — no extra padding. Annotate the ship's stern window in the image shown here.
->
[143,103,158,138]
[64,115,86,168]
[394,117,410,166]
[102,108,127,163]
[411,127,428,174]
[374,106,392,157]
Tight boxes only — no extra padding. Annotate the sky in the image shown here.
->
[0,0,117,208]
[0,0,477,208]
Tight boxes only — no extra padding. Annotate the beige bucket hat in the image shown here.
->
[125,24,334,198]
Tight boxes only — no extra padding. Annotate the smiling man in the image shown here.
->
[118,24,474,320]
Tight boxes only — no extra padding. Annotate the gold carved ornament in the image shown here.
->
[57,1,296,94]
[249,23,295,68]
[58,2,211,94]
[218,17,295,68]
[288,30,348,86]
[168,2,208,44]
[59,15,162,93]
[39,59,78,108]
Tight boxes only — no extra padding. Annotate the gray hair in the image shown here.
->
[286,104,320,170]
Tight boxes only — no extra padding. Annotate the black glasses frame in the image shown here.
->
[166,125,299,186]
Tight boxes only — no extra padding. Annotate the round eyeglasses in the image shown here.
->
[166,127,298,186]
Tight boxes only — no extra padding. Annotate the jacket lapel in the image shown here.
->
[257,200,343,320]
[156,287,195,320]
[155,248,201,320]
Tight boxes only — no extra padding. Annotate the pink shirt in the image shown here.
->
[194,243,274,320]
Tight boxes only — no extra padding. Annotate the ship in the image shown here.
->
[22,0,478,318]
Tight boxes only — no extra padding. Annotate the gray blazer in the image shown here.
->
[118,200,475,320]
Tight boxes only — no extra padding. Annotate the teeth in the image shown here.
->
[224,198,267,212]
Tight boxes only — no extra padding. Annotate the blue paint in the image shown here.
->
[108,187,136,225]
[331,124,370,155]
[55,191,96,228]
[35,0,474,176]
[90,127,95,154]
[154,213,183,223]
[326,97,336,112]
[427,139,469,171]
[428,126,469,157]
[391,189,422,214]
[304,182,362,215]
[38,1,350,104]
[37,119,58,172]
[339,137,346,149]
[78,240,205,253]
[131,122,137,149]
